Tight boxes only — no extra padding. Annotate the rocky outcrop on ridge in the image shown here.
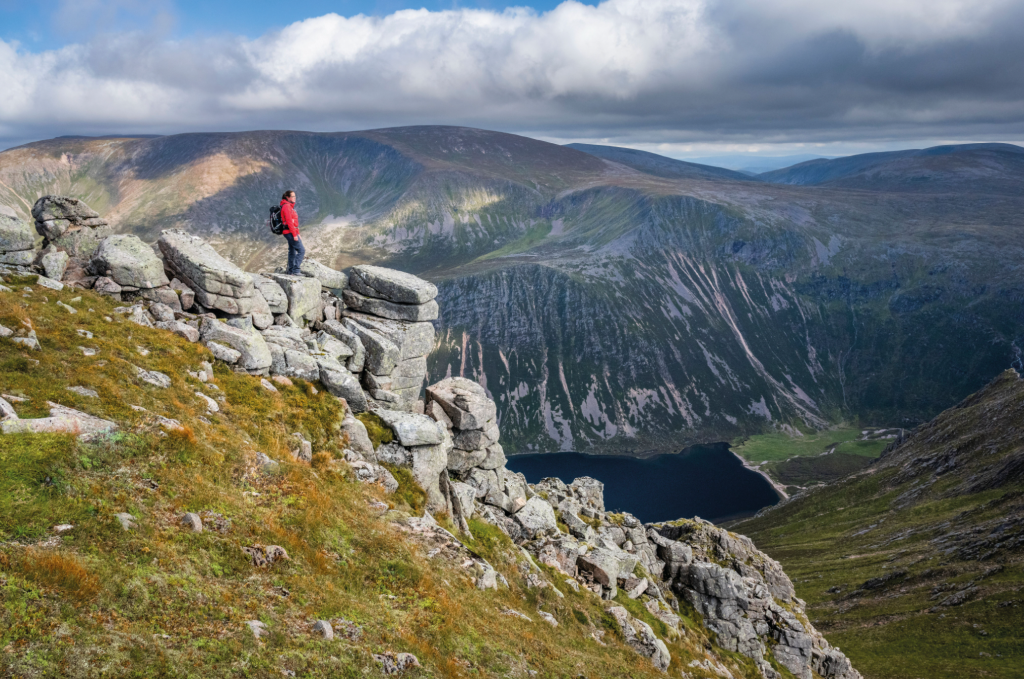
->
[0,195,860,679]
[31,195,110,259]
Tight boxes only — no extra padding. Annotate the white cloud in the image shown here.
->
[1,0,1023,148]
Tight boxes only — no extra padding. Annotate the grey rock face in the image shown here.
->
[158,230,255,315]
[91,235,169,289]
[607,606,671,672]
[375,409,445,447]
[341,313,434,361]
[343,318,399,376]
[340,408,374,458]
[154,320,200,343]
[318,359,368,412]
[514,496,558,537]
[320,320,366,373]
[284,349,319,382]
[199,318,272,371]
[0,213,35,252]
[250,273,288,314]
[0,249,35,265]
[300,258,347,290]
[426,377,497,431]
[343,288,439,322]
[206,341,242,364]
[348,264,438,304]
[32,195,100,224]
[269,273,322,324]
[40,249,70,281]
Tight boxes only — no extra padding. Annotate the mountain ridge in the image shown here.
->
[1,127,1021,455]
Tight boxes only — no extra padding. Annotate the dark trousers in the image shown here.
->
[284,231,305,274]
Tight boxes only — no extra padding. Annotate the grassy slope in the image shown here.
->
[0,279,764,679]
[733,372,1024,679]
[732,428,892,489]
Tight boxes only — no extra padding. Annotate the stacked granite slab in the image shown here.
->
[341,265,438,407]
[0,208,36,267]
[32,196,110,259]
[421,376,529,519]
[158,230,259,316]
[344,265,439,322]
[89,234,179,307]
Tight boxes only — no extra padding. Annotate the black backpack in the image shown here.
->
[268,205,285,235]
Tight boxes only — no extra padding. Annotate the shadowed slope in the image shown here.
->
[760,143,1024,195]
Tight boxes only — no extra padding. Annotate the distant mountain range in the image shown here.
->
[1,128,1021,454]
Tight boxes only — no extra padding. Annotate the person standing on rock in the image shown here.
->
[280,190,304,275]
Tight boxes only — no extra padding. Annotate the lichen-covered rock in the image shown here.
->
[426,377,497,430]
[91,235,170,289]
[158,230,255,315]
[0,212,35,253]
[343,318,399,376]
[40,249,70,281]
[514,496,558,537]
[606,606,671,672]
[199,318,272,371]
[250,273,287,314]
[269,273,322,324]
[375,409,445,447]
[348,264,438,304]
[342,288,439,322]
[299,258,347,290]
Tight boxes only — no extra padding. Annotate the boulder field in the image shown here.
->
[0,195,861,679]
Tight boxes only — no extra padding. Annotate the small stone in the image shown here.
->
[35,275,64,291]
[114,513,137,531]
[312,620,334,640]
[207,341,242,364]
[56,301,76,314]
[136,345,150,356]
[196,392,219,413]
[245,620,267,639]
[137,367,172,389]
[260,378,278,392]
[256,452,279,473]
[67,386,98,398]
[272,375,293,387]
[181,512,203,532]
[76,328,93,339]
[78,346,98,356]
[538,611,558,627]
[53,524,74,534]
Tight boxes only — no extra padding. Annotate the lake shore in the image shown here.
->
[730,450,789,501]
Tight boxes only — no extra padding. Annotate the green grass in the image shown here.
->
[733,372,1024,679]
[473,221,552,261]
[0,278,765,679]
[732,426,875,463]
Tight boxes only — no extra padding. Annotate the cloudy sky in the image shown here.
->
[2,0,1023,159]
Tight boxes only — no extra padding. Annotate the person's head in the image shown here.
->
[282,190,296,203]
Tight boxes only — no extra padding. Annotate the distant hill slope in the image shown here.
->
[0,127,1022,455]
[734,369,1024,679]
[759,143,1024,195]
[566,143,755,182]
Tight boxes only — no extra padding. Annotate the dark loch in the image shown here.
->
[505,442,779,524]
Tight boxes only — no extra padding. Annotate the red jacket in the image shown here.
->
[280,199,299,237]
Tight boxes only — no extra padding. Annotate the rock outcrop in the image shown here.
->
[0,194,860,679]
[158,230,256,315]
[0,208,36,266]
[31,196,110,258]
